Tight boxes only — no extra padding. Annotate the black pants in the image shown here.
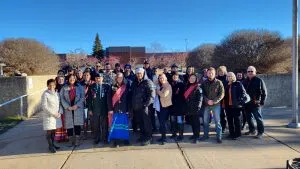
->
[149,104,157,130]
[241,108,247,129]
[92,115,108,142]
[190,114,200,138]
[220,107,227,130]
[67,126,81,136]
[134,107,152,141]
[158,107,170,137]
[225,107,241,137]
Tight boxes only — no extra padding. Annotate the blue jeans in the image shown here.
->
[245,106,264,134]
[203,104,222,139]
[158,107,170,137]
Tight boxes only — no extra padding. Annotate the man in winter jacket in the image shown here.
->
[201,67,225,143]
[243,66,267,139]
[131,68,155,146]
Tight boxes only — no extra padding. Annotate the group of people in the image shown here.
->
[41,60,267,153]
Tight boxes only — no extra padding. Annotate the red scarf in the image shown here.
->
[184,83,198,100]
[112,84,127,108]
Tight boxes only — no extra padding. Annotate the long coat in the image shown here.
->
[60,84,85,129]
[170,80,185,116]
[185,84,203,115]
[87,83,112,116]
[41,90,62,130]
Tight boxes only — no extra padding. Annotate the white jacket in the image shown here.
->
[41,90,62,130]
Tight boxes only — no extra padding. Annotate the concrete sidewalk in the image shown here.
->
[0,107,299,169]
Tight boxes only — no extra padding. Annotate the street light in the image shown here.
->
[288,0,300,128]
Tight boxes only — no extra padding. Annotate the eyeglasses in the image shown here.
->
[96,65,101,67]
[247,71,254,73]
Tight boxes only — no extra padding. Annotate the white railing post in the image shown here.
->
[20,97,24,118]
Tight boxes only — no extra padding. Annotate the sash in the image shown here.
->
[112,85,127,108]
[184,84,198,100]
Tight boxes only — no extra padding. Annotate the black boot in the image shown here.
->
[47,134,56,153]
[51,132,60,150]
[176,124,184,142]
[170,121,177,139]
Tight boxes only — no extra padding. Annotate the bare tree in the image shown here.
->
[212,29,290,73]
[186,44,215,69]
[0,38,59,75]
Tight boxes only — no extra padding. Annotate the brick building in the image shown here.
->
[106,46,146,65]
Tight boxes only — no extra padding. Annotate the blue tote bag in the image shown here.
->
[108,112,130,142]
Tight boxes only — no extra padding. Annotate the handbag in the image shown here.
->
[108,112,130,142]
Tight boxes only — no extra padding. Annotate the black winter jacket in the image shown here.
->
[185,84,203,115]
[243,76,267,107]
[224,81,250,108]
[131,73,155,110]
[170,80,185,116]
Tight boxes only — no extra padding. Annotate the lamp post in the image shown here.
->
[288,0,300,128]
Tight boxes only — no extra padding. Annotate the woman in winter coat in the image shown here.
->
[60,75,85,147]
[184,74,203,144]
[41,79,62,153]
[156,74,172,145]
[170,72,185,141]
[224,72,250,140]
[109,72,131,147]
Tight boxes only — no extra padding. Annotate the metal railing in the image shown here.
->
[0,88,46,118]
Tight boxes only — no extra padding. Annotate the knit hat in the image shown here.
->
[136,68,145,73]
[124,64,132,69]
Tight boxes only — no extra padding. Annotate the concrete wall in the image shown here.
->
[0,75,55,118]
[258,73,293,107]
[0,73,296,118]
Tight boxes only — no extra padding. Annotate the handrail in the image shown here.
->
[0,88,47,117]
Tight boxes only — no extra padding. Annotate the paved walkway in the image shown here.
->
[0,107,299,169]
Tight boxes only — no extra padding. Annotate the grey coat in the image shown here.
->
[60,84,85,129]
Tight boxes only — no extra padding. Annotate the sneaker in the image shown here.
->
[245,131,256,136]
[93,139,100,145]
[192,139,200,144]
[256,133,264,139]
[232,136,240,140]
[48,146,56,153]
[217,138,222,144]
[199,136,209,141]
[136,137,143,143]
[141,139,151,146]
[189,135,196,140]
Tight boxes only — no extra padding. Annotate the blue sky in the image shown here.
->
[0,0,292,53]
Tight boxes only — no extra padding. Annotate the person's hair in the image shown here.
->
[188,74,198,84]
[217,66,227,74]
[226,72,237,82]
[47,79,56,86]
[115,72,125,85]
[83,71,91,75]
[57,69,65,74]
[67,75,78,86]
[186,66,195,75]
[158,74,168,86]
[207,67,216,73]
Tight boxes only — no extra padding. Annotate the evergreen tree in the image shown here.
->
[92,33,104,60]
